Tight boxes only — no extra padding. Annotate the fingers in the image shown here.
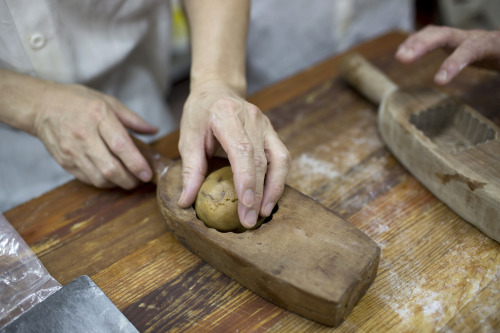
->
[260,126,291,217]
[434,30,500,85]
[41,125,113,188]
[433,46,472,85]
[60,122,146,189]
[209,99,261,229]
[98,117,153,185]
[35,84,155,190]
[65,147,119,189]
[396,25,463,64]
[396,26,500,85]
[83,99,153,188]
[48,124,134,189]
[102,94,159,134]
[235,105,268,229]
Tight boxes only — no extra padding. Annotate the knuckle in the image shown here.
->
[107,136,128,154]
[68,125,90,140]
[91,174,109,188]
[246,104,262,119]
[263,115,273,127]
[422,25,435,34]
[268,145,291,168]
[279,150,292,168]
[87,99,108,121]
[233,140,253,157]
[100,162,119,180]
[419,24,439,38]
[58,141,73,156]
[254,152,268,170]
[181,164,200,179]
[461,38,480,54]
[56,157,72,169]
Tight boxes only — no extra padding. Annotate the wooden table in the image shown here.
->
[5,31,500,332]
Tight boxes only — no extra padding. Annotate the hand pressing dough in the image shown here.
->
[195,166,243,232]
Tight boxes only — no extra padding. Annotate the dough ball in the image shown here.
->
[195,166,242,232]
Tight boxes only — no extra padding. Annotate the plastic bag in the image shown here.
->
[0,213,61,328]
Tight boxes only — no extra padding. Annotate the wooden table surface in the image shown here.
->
[5,31,500,332]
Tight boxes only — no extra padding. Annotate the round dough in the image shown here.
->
[195,166,242,232]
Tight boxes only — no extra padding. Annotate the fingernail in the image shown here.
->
[245,210,257,228]
[139,170,151,182]
[397,46,413,58]
[264,202,275,217]
[242,189,254,207]
[435,69,448,83]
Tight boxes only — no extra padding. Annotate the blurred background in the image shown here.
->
[168,0,500,110]
[416,0,500,30]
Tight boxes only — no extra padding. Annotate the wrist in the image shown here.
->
[190,69,247,98]
[0,69,49,135]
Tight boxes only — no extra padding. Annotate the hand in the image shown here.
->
[396,25,500,85]
[33,82,158,189]
[177,79,290,229]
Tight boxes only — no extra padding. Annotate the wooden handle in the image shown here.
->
[339,53,398,105]
[131,137,172,184]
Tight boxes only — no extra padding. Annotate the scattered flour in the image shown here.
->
[380,268,448,327]
[293,154,341,180]
[378,235,500,330]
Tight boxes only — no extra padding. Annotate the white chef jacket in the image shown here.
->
[0,0,177,212]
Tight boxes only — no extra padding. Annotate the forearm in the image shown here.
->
[182,0,250,96]
[0,68,46,134]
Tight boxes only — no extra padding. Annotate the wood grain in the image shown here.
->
[157,162,380,327]
[129,139,380,327]
[5,31,500,332]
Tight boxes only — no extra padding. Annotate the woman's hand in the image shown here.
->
[396,25,500,85]
[33,82,158,189]
[177,79,290,229]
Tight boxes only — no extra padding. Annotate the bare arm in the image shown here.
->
[178,0,291,228]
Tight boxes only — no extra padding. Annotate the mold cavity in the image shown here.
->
[409,101,497,152]
[193,203,279,233]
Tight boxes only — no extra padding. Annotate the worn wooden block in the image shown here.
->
[339,53,500,243]
[134,139,380,327]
